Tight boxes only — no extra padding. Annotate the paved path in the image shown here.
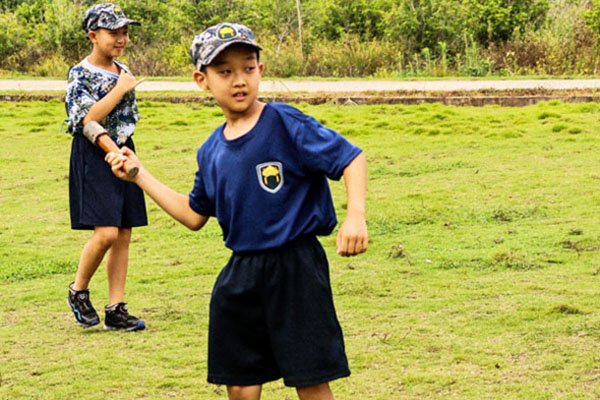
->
[3,79,600,93]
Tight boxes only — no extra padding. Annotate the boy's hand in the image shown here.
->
[114,69,145,95]
[336,212,368,257]
[105,146,142,182]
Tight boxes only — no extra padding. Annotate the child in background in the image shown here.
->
[107,23,368,398]
[65,3,146,332]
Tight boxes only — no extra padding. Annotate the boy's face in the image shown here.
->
[89,26,129,59]
[193,44,264,117]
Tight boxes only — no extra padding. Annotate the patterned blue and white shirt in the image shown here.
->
[66,57,139,144]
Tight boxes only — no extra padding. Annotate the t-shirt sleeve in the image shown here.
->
[188,150,215,217]
[279,104,362,180]
[66,67,96,135]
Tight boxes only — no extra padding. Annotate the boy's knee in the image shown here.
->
[296,382,334,400]
[226,385,261,400]
[117,227,132,242]
[92,227,120,248]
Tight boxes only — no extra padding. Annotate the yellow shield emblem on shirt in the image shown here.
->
[256,162,284,193]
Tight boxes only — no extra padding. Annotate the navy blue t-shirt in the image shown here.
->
[189,102,362,252]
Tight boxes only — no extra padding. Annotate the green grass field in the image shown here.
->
[2,99,600,399]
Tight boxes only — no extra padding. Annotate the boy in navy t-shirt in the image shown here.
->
[106,22,368,400]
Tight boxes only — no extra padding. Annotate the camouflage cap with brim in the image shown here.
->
[82,3,140,33]
[189,23,262,70]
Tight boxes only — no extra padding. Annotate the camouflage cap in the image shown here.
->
[189,23,262,70]
[82,3,140,33]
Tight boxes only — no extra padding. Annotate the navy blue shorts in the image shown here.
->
[69,134,147,230]
[207,236,350,387]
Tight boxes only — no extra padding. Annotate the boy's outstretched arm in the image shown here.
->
[336,152,368,257]
[83,70,145,124]
[105,148,208,231]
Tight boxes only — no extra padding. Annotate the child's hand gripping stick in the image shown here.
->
[83,121,138,178]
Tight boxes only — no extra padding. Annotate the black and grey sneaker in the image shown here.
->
[67,282,100,328]
[104,302,145,332]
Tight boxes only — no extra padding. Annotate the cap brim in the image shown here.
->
[202,40,262,67]
[114,18,141,28]
[97,18,141,31]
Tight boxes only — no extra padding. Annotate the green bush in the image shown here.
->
[463,0,550,45]
[0,13,35,70]
[1,0,600,77]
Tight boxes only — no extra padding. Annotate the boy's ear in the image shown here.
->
[193,70,209,90]
[258,62,264,76]
[88,31,97,43]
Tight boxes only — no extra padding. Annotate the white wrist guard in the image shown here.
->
[82,121,108,144]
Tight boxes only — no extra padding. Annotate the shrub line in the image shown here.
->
[2,93,600,107]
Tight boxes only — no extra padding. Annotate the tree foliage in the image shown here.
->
[0,0,599,77]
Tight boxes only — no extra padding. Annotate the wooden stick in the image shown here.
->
[96,134,139,177]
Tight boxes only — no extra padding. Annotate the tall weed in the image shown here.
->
[303,36,402,77]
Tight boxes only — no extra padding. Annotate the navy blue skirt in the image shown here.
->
[69,134,147,230]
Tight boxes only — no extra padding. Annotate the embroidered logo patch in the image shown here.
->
[218,25,237,40]
[256,162,283,193]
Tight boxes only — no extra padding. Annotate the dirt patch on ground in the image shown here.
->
[2,88,600,107]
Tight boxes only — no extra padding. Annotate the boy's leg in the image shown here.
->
[226,385,262,400]
[73,226,120,290]
[296,383,334,400]
[226,382,332,400]
[103,227,145,331]
[263,237,350,386]
[105,227,131,305]
[68,226,119,327]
